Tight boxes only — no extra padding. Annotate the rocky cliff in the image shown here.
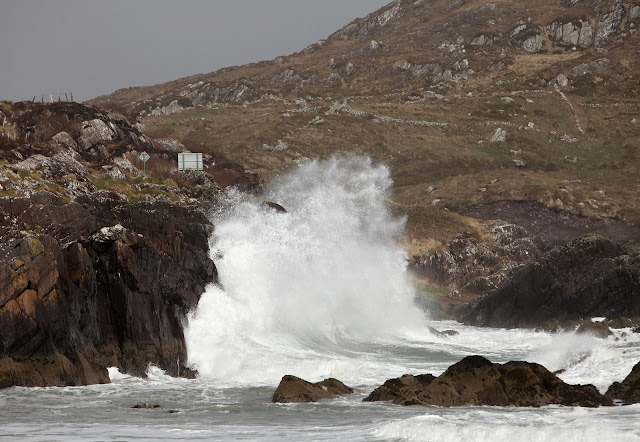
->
[0,102,219,388]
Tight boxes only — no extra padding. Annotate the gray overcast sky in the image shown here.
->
[0,0,391,102]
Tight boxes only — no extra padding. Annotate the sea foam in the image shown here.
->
[185,155,427,385]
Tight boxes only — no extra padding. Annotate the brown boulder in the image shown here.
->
[272,375,353,403]
[365,355,612,407]
[605,361,640,404]
[364,374,435,403]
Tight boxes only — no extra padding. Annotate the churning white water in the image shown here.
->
[185,155,427,385]
[2,156,640,441]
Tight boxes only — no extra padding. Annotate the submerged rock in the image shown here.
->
[365,356,612,407]
[272,375,353,403]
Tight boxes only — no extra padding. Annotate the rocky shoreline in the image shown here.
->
[1,101,640,390]
[274,356,640,408]
[0,102,222,388]
[0,192,215,388]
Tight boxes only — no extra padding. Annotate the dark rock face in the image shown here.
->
[0,191,215,388]
[272,375,354,403]
[465,235,640,329]
[606,361,640,404]
[365,355,612,407]
[363,374,435,404]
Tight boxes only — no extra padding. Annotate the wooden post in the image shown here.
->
[70,92,74,102]
[65,93,69,101]
[50,93,53,103]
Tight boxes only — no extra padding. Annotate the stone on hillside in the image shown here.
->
[556,74,569,87]
[490,128,507,142]
[326,73,342,86]
[52,132,79,151]
[550,20,593,47]
[573,58,610,76]
[325,100,346,115]
[606,361,640,404]
[594,0,626,47]
[630,5,640,22]
[155,138,186,153]
[308,116,326,125]
[79,119,115,150]
[470,35,491,45]
[501,97,515,103]
[488,61,505,71]
[513,159,526,168]
[113,156,141,176]
[377,4,402,27]
[14,152,87,181]
[522,34,543,52]
[393,60,413,71]
[262,140,288,152]
[345,62,356,76]
[272,375,353,403]
[322,58,335,70]
[273,69,302,83]
[151,100,184,117]
[370,40,380,49]
[105,166,126,181]
[365,356,612,407]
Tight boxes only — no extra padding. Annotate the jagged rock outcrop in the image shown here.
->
[364,355,612,407]
[606,361,640,404]
[465,235,640,329]
[413,223,541,299]
[549,19,594,47]
[0,191,216,388]
[272,375,354,403]
[1,102,153,167]
[594,0,626,47]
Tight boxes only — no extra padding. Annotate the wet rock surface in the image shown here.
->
[465,235,640,329]
[606,360,640,404]
[272,375,354,403]
[0,191,215,388]
[365,355,612,407]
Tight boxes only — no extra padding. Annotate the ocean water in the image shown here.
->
[2,156,640,441]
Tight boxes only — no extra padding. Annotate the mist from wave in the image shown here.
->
[185,155,428,386]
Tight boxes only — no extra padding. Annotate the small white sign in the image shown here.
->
[177,152,203,171]
[139,151,150,163]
